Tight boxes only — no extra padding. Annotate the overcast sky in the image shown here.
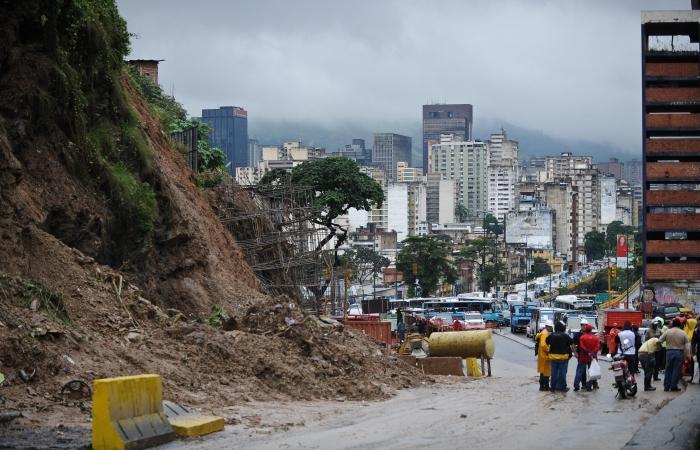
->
[118,0,688,153]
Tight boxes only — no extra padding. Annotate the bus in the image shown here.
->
[552,295,597,318]
[450,295,505,325]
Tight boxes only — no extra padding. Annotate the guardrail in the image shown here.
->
[599,278,642,309]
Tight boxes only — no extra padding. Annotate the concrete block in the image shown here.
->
[92,374,176,450]
[163,401,224,438]
[399,355,466,376]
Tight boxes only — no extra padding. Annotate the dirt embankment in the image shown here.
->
[0,1,425,433]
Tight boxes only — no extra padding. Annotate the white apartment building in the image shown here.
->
[430,137,487,219]
[426,173,456,226]
[387,183,409,242]
[486,130,519,220]
[486,130,518,166]
[487,165,518,219]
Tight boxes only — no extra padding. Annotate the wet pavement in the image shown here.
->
[162,330,689,450]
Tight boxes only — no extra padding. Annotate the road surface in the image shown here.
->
[161,330,681,450]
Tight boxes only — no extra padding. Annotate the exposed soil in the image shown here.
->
[0,5,425,440]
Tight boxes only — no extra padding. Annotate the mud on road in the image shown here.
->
[161,332,682,450]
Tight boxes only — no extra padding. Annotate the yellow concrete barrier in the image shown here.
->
[163,400,225,437]
[92,374,176,450]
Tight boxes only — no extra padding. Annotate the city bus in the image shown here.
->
[552,295,597,319]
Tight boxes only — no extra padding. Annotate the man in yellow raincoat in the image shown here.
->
[535,320,554,391]
[683,316,696,382]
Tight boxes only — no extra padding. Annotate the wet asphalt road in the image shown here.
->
[162,330,685,450]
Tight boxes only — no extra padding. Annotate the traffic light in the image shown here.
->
[610,266,617,278]
[567,262,574,273]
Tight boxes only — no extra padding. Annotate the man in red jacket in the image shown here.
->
[575,324,601,391]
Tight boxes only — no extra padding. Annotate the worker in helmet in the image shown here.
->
[645,317,664,381]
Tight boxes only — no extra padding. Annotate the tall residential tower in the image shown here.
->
[422,104,473,174]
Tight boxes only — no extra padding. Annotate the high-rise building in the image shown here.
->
[625,159,643,187]
[625,158,643,205]
[396,162,421,183]
[422,104,473,174]
[248,139,261,168]
[486,130,519,219]
[486,129,518,166]
[426,173,456,225]
[431,136,487,219]
[201,106,249,174]
[373,133,412,181]
[333,139,372,166]
[596,158,624,179]
[642,10,700,285]
[545,153,592,181]
[543,182,576,259]
[544,152,600,254]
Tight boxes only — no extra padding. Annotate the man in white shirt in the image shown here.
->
[617,321,637,372]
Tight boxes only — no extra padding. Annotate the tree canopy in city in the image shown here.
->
[529,256,552,280]
[584,230,607,261]
[456,237,505,293]
[344,247,390,299]
[260,157,384,253]
[482,213,503,236]
[396,235,457,297]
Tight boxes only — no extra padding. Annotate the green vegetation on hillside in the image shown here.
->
[128,67,227,187]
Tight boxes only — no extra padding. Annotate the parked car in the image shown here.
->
[462,312,486,330]
[652,304,681,322]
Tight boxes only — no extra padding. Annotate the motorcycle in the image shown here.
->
[607,351,638,399]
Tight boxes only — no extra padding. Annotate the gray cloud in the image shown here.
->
[118,0,689,153]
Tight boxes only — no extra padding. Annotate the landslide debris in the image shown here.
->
[0,0,424,430]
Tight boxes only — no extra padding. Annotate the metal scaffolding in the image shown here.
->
[217,181,327,306]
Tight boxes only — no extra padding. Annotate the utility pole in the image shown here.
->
[482,236,487,297]
[607,251,612,302]
[548,249,552,303]
[625,193,632,309]
[524,239,529,303]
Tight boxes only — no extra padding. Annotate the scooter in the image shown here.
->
[608,353,638,399]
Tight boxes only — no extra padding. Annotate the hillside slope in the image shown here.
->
[0,0,422,429]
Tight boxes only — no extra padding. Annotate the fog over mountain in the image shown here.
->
[249,118,636,165]
[119,0,685,160]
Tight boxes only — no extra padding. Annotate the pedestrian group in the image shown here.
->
[535,314,698,393]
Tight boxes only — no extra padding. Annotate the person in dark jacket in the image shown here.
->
[632,324,642,374]
[546,321,573,392]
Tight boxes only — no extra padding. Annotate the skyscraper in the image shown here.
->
[201,106,249,174]
[373,133,412,181]
[422,104,473,174]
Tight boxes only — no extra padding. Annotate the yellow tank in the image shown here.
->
[428,330,495,359]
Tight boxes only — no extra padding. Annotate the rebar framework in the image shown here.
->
[217,181,327,302]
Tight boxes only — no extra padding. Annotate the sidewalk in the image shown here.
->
[623,384,700,449]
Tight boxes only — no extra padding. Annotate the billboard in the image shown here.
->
[505,209,553,249]
[617,234,629,257]
[600,177,617,226]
